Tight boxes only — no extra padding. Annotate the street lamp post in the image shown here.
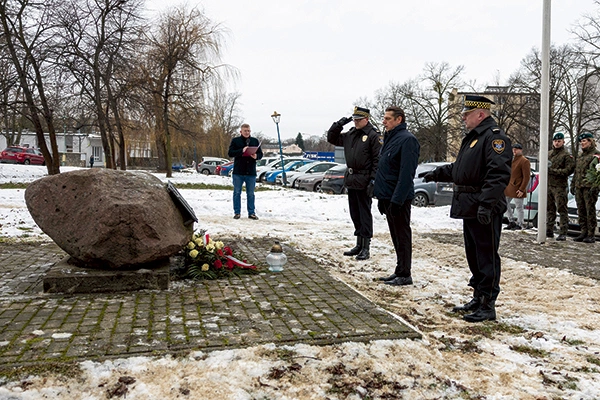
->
[271,111,287,186]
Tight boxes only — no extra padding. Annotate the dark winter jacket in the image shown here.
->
[228,136,263,176]
[548,146,575,188]
[573,145,600,188]
[327,121,381,190]
[428,116,512,219]
[373,122,420,205]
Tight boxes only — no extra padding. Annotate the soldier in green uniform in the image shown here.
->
[547,132,575,241]
[571,132,600,243]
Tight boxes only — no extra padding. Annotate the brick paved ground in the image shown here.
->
[0,238,418,368]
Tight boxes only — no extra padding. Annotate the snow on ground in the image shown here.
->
[1,164,600,399]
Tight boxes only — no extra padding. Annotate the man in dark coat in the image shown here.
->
[547,132,575,241]
[374,106,420,286]
[228,123,263,220]
[424,95,512,322]
[327,106,381,260]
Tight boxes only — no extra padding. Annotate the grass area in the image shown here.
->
[0,181,278,191]
[175,182,275,191]
[0,182,28,189]
[0,361,82,383]
[509,344,549,358]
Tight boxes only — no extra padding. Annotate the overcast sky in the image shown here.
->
[145,0,597,141]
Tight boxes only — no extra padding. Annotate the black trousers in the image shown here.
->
[347,188,373,238]
[463,213,502,301]
[380,198,412,277]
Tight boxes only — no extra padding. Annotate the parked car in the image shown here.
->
[413,162,451,207]
[171,162,186,171]
[321,164,348,194]
[0,146,45,165]
[264,160,315,184]
[197,157,229,175]
[295,163,339,192]
[276,161,338,187]
[218,161,235,176]
[256,157,307,182]
[256,156,281,168]
[565,195,600,236]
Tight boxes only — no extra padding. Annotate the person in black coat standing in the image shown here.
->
[374,106,420,286]
[424,95,511,322]
[228,123,263,220]
[327,106,381,260]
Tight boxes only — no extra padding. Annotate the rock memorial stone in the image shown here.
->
[25,169,193,269]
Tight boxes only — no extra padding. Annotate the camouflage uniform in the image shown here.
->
[572,146,600,237]
[547,146,575,235]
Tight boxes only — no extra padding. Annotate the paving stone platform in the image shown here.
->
[0,238,419,367]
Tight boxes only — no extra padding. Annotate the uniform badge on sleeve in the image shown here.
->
[492,139,506,154]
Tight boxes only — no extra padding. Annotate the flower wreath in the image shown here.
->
[179,230,258,280]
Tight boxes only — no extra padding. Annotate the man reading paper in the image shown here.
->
[228,123,263,220]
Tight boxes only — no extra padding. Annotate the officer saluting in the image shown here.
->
[424,95,512,322]
[327,106,381,260]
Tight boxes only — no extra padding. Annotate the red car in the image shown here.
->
[0,146,46,165]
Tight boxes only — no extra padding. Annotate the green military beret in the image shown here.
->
[578,132,594,141]
[552,132,564,140]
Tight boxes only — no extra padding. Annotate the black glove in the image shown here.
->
[366,180,375,198]
[477,206,492,225]
[377,200,386,215]
[570,185,575,196]
[390,202,401,216]
[336,116,352,126]
[423,172,436,183]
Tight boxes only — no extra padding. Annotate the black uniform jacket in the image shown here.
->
[228,136,263,176]
[327,121,381,190]
[373,122,420,205]
[431,116,512,219]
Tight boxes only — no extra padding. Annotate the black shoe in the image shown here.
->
[377,273,397,282]
[504,222,516,230]
[248,214,259,220]
[573,233,586,242]
[355,237,370,260]
[343,236,362,256]
[384,276,413,286]
[583,236,596,243]
[233,214,241,219]
[546,230,555,238]
[452,297,481,313]
[463,297,496,323]
[555,234,566,241]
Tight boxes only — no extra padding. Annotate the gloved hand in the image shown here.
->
[366,180,375,198]
[477,205,492,225]
[423,172,436,183]
[377,200,386,215]
[570,185,576,196]
[336,116,352,126]
[390,202,401,216]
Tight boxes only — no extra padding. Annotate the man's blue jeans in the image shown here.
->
[232,174,256,216]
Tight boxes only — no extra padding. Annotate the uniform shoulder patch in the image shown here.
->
[492,139,506,154]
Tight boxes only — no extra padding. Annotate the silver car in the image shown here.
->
[413,162,451,207]
[197,157,229,175]
[277,161,338,187]
[294,162,340,191]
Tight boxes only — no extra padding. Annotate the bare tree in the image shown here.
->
[57,0,144,170]
[140,5,230,177]
[364,62,464,161]
[0,0,62,174]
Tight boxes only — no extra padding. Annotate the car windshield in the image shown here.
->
[294,163,318,173]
